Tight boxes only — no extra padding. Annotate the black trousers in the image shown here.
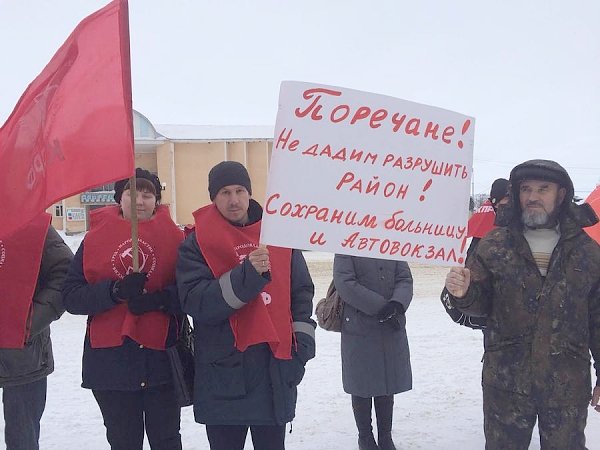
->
[3,377,46,450]
[205,424,286,450]
[93,384,182,450]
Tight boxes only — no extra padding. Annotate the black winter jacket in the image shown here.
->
[176,200,316,425]
[62,242,181,391]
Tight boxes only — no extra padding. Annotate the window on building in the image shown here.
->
[55,205,64,217]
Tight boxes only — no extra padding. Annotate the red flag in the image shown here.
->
[467,199,496,238]
[584,185,600,244]
[0,0,134,238]
[0,213,51,348]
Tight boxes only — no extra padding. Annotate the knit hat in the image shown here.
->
[208,161,252,201]
[489,178,509,207]
[113,168,162,203]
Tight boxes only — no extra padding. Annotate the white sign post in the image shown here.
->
[260,81,475,266]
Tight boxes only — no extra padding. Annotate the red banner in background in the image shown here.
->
[467,199,496,239]
[0,0,134,238]
[584,186,600,244]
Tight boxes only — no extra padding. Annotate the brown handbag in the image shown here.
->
[315,280,343,332]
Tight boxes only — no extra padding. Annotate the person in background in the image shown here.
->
[440,178,510,330]
[445,159,600,449]
[62,168,184,450]
[465,178,511,256]
[0,216,72,450]
[177,161,315,450]
[333,254,413,450]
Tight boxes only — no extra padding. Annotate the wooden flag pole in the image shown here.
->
[129,175,139,272]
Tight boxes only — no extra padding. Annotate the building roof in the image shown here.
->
[154,124,274,142]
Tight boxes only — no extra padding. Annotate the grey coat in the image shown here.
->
[333,255,413,397]
[0,226,72,387]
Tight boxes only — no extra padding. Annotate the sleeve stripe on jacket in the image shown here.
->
[293,321,315,340]
[218,271,245,310]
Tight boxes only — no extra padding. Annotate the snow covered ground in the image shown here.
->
[2,233,600,449]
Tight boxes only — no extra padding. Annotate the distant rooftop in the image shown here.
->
[154,124,274,142]
[133,109,274,142]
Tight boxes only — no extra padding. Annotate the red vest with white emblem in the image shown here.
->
[83,205,183,350]
[194,204,293,359]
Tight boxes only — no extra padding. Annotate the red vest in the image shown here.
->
[194,204,293,360]
[83,205,183,350]
[0,213,51,348]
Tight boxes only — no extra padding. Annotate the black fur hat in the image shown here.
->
[494,159,576,227]
[208,161,252,201]
[113,168,162,203]
[509,159,574,203]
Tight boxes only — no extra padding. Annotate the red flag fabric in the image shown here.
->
[584,185,600,244]
[0,213,51,348]
[0,0,134,238]
[467,199,496,238]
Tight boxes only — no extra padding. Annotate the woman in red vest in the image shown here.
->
[62,168,184,450]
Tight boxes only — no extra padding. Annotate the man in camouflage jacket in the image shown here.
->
[445,159,600,449]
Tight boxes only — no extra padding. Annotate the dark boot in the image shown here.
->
[375,395,396,450]
[351,395,378,450]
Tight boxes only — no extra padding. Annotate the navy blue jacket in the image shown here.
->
[176,200,316,425]
[62,242,181,391]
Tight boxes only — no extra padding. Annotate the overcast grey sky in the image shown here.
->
[1,0,599,197]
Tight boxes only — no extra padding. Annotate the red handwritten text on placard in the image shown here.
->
[310,232,327,245]
[383,210,466,239]
[302,144,379,165]
[293,87,470,149]
[265,193,378,229]
[275,129,470,181]
[341,231,463,263]
[336,172,409,200]
[382,155,469,179]
[265,193,466,241]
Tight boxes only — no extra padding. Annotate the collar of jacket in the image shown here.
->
[228,199,263,227]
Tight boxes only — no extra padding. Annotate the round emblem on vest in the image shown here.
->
[261,291,272,305]
[110,238,157,279]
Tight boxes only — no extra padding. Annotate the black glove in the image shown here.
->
[377,302,401,321]
[378,302,404,330]
[127,291,170,315]
[112,272,147,302]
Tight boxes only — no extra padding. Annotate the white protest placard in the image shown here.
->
[260,82,475,266]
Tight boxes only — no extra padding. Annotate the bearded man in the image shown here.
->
[445,159,600,449]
